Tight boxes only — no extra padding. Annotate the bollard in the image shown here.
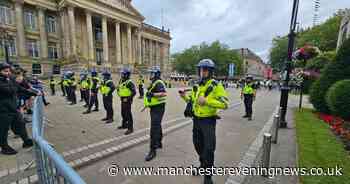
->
[262,133,272,177]
[272,115,280,144]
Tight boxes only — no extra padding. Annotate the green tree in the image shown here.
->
[172,41,243,76]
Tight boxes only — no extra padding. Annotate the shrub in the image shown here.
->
[326,80,350,120]
[310,39,350,113]
[309,79,328,113]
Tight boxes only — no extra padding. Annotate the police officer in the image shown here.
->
[144,66,167,162]
[63,73,70,101]
[136,74,144,99]
[49,76,56,96]
[100,71,115,124]
[241,75,256,121]
[83,70,100,114]
[0,63,39,155]
[179,59,229,184]
[116,68,136,135]
[80,72,91,107]
[66,71,77,105]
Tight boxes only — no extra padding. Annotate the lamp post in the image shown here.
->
[279,0,300,128]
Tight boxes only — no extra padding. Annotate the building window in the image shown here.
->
[48,43,59,59]
[52,64,60,75]
[32,63,42,75]
[96,48,103,65]
[26,40,39,58]
[24,10,37,30]
[0,5,13,25]
[46,15,56,33]
[0,37,16,57]
[95,27,103,42]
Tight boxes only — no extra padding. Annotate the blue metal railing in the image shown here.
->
[32,97,86,184]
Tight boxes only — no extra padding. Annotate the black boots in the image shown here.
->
[145,149,156,161]
[124,129,133,135]
[1,145,18,155]
[23,139,33,148]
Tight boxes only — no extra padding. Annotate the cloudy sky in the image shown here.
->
[132,0,350,62]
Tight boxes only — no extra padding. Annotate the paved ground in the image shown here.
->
[77,89,282,184]
[0,85,296,184]
[0,85,238,169]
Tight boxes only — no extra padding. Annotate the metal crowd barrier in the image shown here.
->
[32,97,86,184]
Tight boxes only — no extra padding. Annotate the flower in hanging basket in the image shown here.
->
[293,44,321,61]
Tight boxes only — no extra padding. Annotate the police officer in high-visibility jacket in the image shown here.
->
[179,59,229,184]
[100,71,115,124]
[80,72,91,107]
[144,66,167,162]
[49,76,56,96]
[63,73,70,101]
[241,75,256,121]
[136,75,144,99]
[83,70,100,114]
[66,71,77,105]
[116,68,136,135]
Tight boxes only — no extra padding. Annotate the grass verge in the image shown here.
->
[295,108,350,184]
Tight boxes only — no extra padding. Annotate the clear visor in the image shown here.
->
[199,67,210,78]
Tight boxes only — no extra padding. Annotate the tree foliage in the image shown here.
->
[269,13,342,71]
[172,41,243,76]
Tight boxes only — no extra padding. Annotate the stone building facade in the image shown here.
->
[0,0,171,75]
[235,48,269,79]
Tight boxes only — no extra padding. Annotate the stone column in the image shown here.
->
[38,7,48,58]
[141,38,145,64]
[127,24,132,65]
[155,41,159,67]
[86,10,94,62]
[14,0,26,57]
[68,6,77,56]
[137,29,142,65]
[102,16,109,64]
[115,21,121,64]
[149,40,154,66]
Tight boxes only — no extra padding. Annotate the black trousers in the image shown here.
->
[103,95,114,120]
[68,86,76,103]
[0,113,30,147]
[244,94,254,117]
[65,86,69,100]
[121,98,133,130]
[193,118,216,173]
[88,93,99,110]
[50,84,55,95]
[150,103,165,149]
[82,90,90,106]
[80,89,84,101]
[138,85,144,97]
[61,84,66,96]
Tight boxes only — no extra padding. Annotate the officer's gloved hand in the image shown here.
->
[146,92,153,102]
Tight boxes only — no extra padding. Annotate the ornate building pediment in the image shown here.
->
[97,0,144,19]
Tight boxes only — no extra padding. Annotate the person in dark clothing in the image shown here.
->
[144,66,167,162]
[116,68,136,135]
[137,75,144,99]
[241,75,256,121]
[49,76,56,96]
[100,71,115,124]
[0,63,39,155]
[31,76,50,106]
[83,70,100,114]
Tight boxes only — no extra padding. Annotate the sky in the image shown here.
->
[132,0,350,63]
